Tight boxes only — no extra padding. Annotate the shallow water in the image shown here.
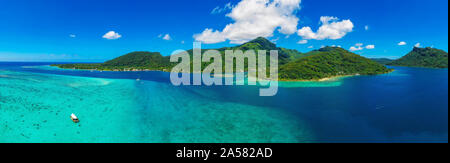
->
[0,65,311,143]
[0,62,448,143]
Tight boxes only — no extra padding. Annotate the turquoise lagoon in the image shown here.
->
[0,62,448,143]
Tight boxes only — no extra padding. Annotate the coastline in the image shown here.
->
[290,69,395,82]
[251,69,395,82]
[246,74,353,83]
[279,75,355,82]
[50,65,171,72]
[51,65,395,82]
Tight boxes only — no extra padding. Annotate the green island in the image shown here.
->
[387,47,448,68]
[54,51,174,71]
[279,47,393,81]
[52,37,394,81]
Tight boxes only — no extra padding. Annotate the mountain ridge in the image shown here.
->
[279,46,393,81]
[52,37,393,81]
[388,47,448,68]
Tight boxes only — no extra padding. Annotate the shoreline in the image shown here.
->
[51,65,395,82]
[279,75,355,82]
[252,69,395,82]
[51,65,170,72]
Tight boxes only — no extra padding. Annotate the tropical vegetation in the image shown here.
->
[388,47,448,68]
[53,37,394,81]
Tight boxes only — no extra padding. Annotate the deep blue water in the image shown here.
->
[1,62,448,142]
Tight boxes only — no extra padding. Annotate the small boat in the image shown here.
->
[71,113,80,123]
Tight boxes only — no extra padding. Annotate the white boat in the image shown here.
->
[71,113,80,123]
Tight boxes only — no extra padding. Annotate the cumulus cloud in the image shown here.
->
[349,43,375,51]
[194,29,226,43]
[297,16,354,40]
[69,34,76,38]
[398,41,407,46]
[103,31,121,40]
[297,40,308,44]
[194,0,302,44]
[414,43,421,47]
[307,45,314,49]
[365,25,369,31]
[365,45,375,49]
[350,46,364,51]
[350,43,364,51]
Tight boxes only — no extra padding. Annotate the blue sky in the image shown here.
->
[0,0,448,61]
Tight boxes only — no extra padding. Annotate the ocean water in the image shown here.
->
[0,62,448,143]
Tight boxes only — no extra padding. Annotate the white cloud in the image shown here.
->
[365,25,369,31]
[211,3,233,14]
[181,40,185,44]
[307,45,314,49]
[350,43,364,51]
[194,0,302,44]
[398,41,407,46]
[194,29,226,43]
[297,16,354,40]
[69,34,76,38]
[162,34,171,40]
[349,43,374,51]
[414,43,421,47]
[297,39,308,44]
[365,45,375,49]
[350,46,363,51]
[102,31,121,40]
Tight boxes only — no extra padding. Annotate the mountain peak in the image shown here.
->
[250,37,271,42]
[317,46,346,52]
[390,47,448,68]
[413,46,434,52]
[242,37,277,50]
[413,46,423,51]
